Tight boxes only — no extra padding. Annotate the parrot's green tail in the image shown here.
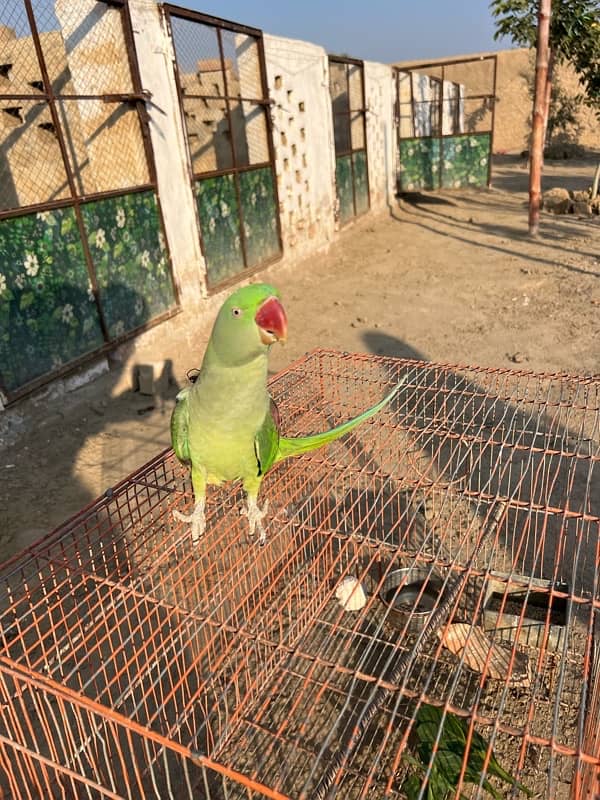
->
[274,380,402,463]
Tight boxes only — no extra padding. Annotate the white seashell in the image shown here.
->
[335,576,367,611]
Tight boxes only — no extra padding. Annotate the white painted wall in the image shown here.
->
[364,61,396,213]
[128,0,206,304]
[263,34,337,261]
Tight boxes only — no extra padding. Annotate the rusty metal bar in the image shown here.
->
[398,54,499,71]
[488,54,498,188]
[162,3,263,38]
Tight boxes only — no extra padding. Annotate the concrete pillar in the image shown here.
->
[127,0,206,303]
[364,62,396,213]
[263,34,336,262]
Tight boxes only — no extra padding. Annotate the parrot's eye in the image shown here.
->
[231,307,242,317]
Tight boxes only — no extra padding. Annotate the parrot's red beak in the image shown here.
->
[255,296,288,345]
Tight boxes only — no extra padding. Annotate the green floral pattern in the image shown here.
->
[398,138,441,191]
[335,155,354,225]
[0,191,175,395]
[0,207,104,392]
[239,167,280,268]
[196,167,281,287]
[399,134,491,191]
[196,174,244,286]
[81,191,175,338]
[352,151,369,215]
[441,134,490,189]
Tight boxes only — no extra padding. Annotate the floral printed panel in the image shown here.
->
[195,174,244,287]
[239,167,281,268]
[398,137,441,191]
[0,207,104,393]
[335,155,354,226]
[441,134,491,189]
[81,191,175,338]
[352,150,369,216]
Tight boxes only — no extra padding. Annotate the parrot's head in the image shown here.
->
[209,283,288,365]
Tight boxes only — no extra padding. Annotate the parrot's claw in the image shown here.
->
[173,498,206,545]
[242,498,269,545]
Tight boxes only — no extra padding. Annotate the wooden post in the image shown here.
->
[529,0,552,236]
[541,50,554,152]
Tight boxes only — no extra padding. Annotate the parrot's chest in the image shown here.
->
[189,391,268,483]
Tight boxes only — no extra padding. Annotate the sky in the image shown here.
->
[180,0,513,63]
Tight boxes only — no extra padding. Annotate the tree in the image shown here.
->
[490,0,600,231]
[491,0,600,123]
[529,0,551,236]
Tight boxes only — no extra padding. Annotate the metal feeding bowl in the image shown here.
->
[379,566,447,633]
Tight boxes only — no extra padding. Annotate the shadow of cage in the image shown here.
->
[0,349,599,799]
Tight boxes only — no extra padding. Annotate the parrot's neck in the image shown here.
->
[195,341,270,415]
[200,339,269,380]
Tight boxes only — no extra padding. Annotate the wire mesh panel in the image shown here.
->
[0,0,177,403]
[165,5,282,290]
[329,56,370,226]
[1,349,599,799]
[395,55,497,192]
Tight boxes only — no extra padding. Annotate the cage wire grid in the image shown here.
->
[0,349,599,799]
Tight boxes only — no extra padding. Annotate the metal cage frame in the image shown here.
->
[0,0,180,405]
[0,349,599,798]
[394,54,498,191]
[328,54,371,226]
[163,3,283,294]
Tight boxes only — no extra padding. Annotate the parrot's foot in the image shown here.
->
[173,497,206,545]
[242,497,269,545]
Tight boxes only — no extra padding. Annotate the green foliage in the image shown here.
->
[546,72,582,142]
[490,0,600,115]
[402,704,533,800]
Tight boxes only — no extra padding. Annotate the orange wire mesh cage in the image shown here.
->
[1,349,599,799]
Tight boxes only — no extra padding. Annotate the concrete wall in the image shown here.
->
[128,12,397,305]
[364,61,396,213]
[263,34,337,261]
[127,1,206,306]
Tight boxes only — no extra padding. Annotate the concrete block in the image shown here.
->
[136,360,172,396]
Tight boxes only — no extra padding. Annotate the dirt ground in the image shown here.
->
[1,154,599,563]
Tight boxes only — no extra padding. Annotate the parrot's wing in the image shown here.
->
[253,399,281,476]
[171,386,191,466]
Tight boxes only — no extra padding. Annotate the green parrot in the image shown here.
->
[402,704,532,799]
[171,283,399,544]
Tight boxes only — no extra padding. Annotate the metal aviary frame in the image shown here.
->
[163,4,283,293]
[0,0,179,405]
[328,54,370,226]
[395,54,498,193]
